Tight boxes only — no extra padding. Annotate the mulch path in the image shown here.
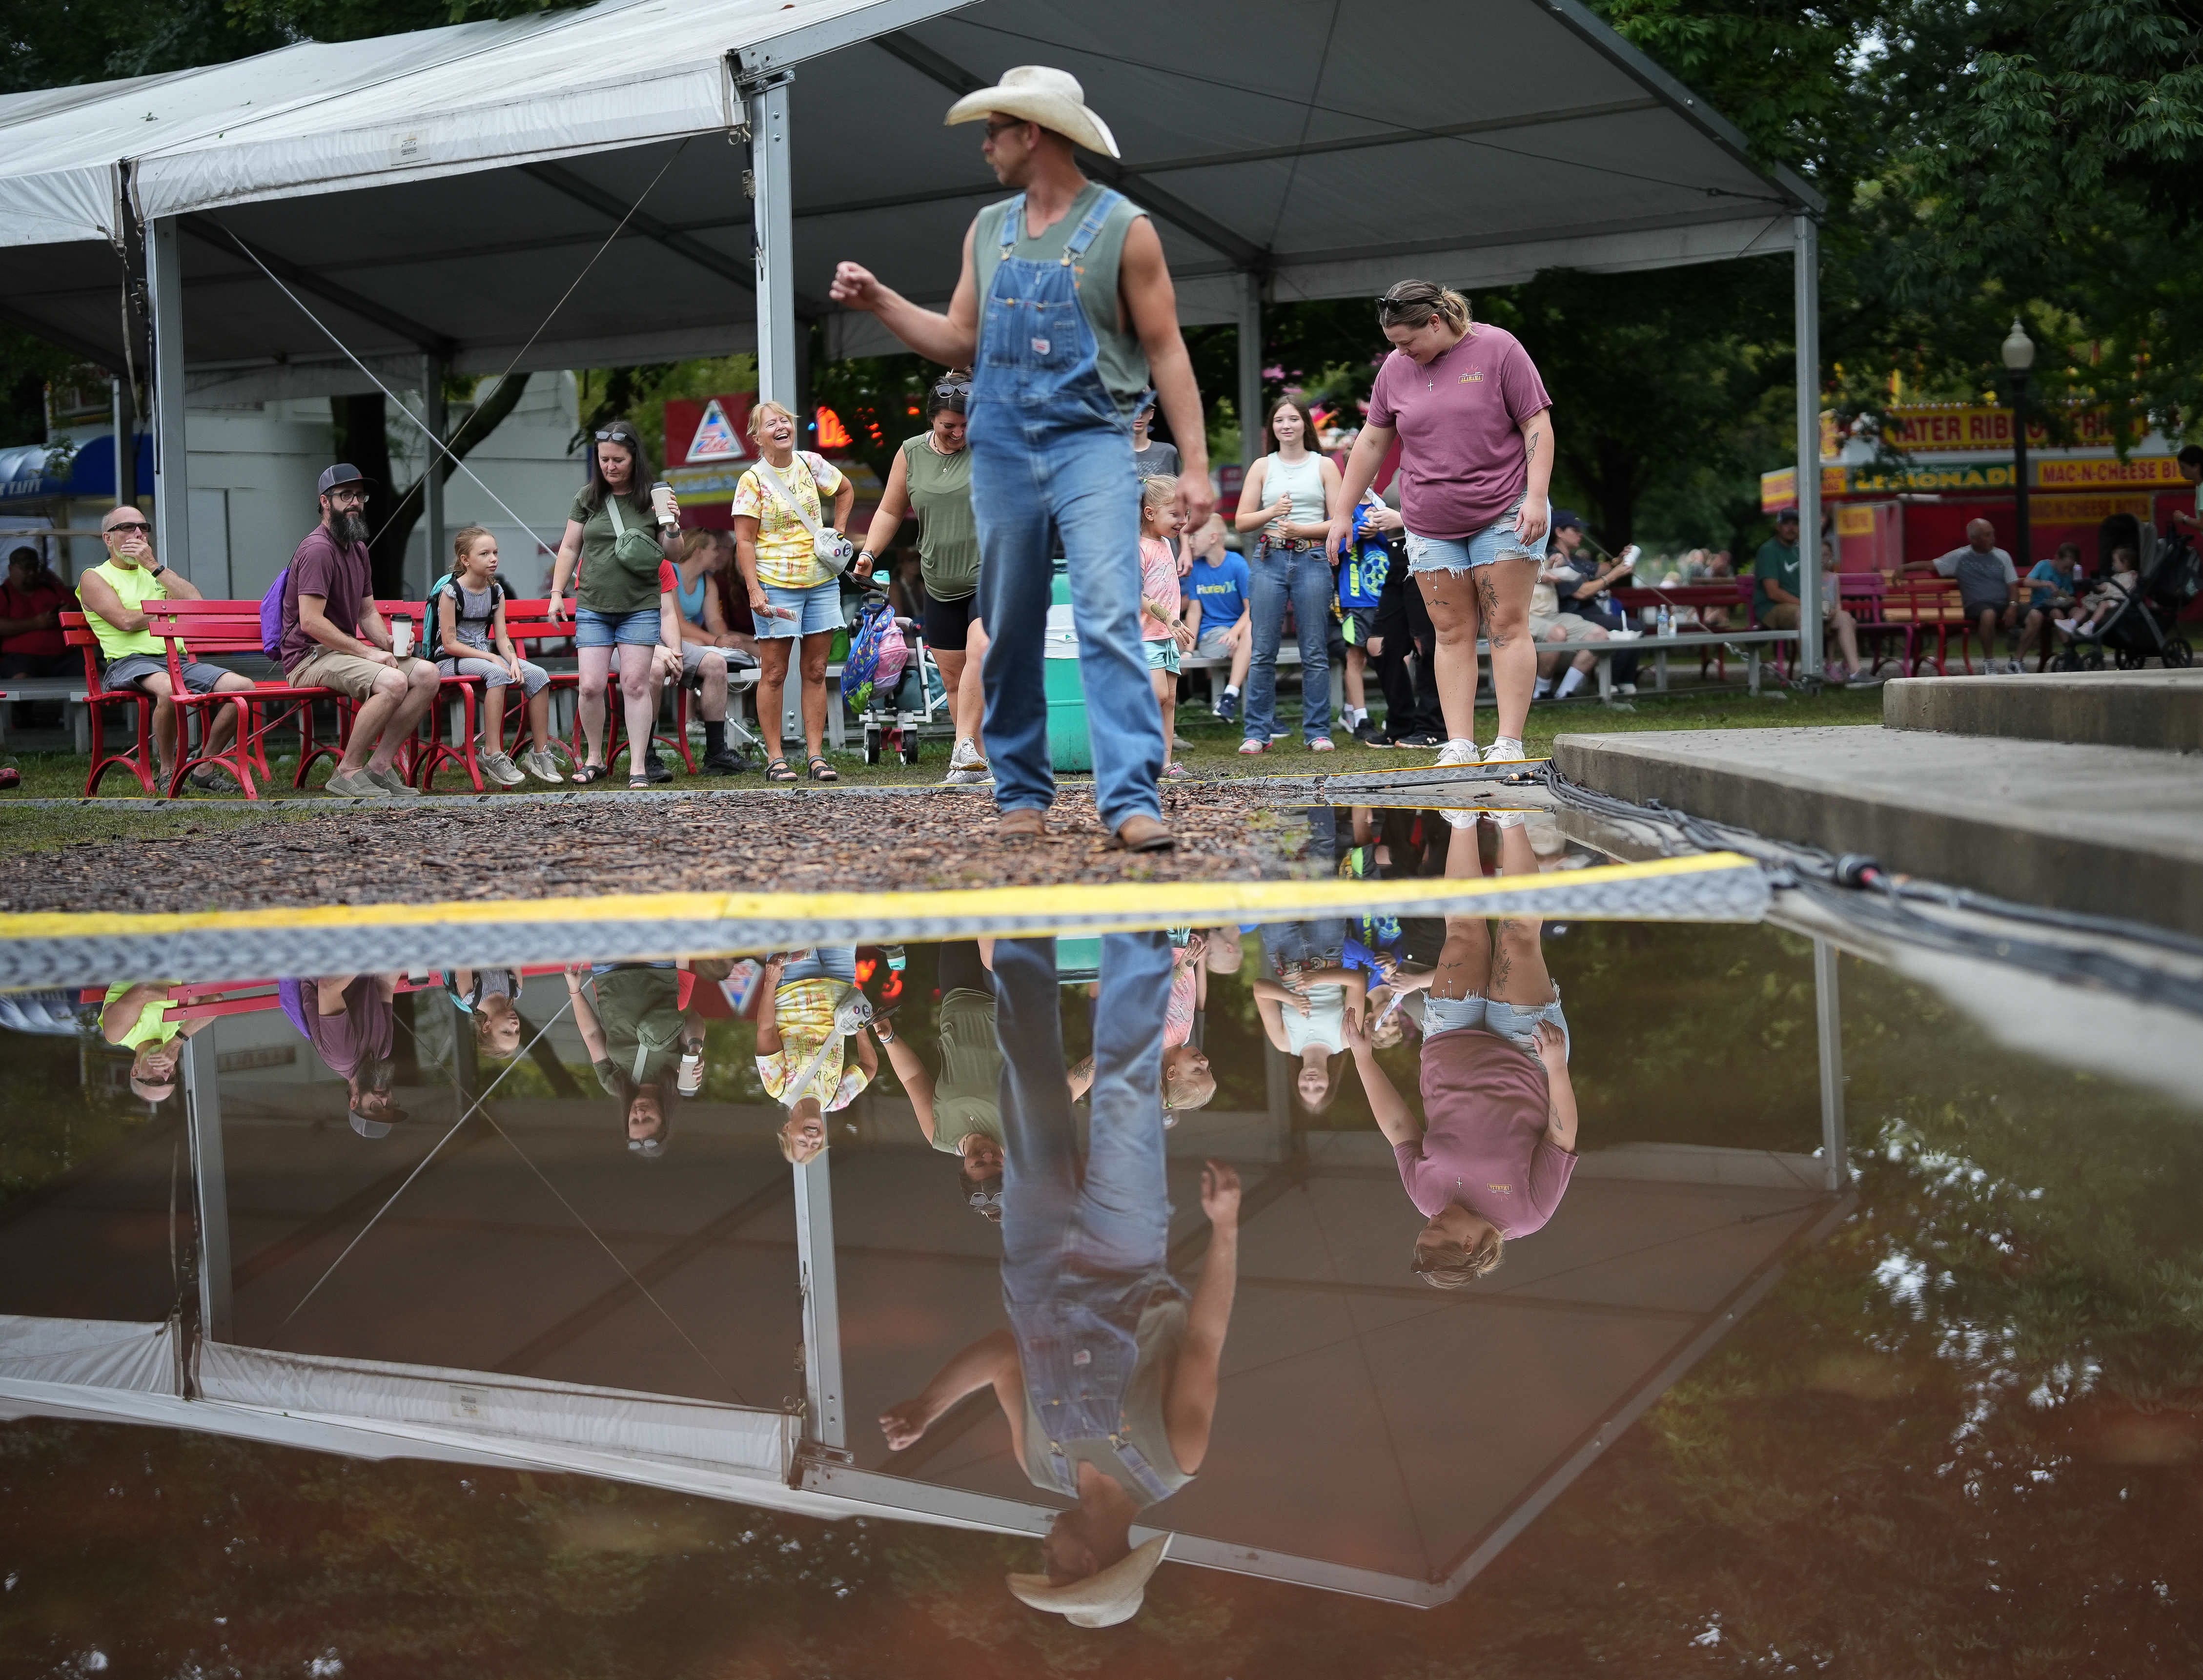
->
[6,783,1324,916]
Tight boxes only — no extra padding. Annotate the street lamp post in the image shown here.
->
[2002,319,2036,572]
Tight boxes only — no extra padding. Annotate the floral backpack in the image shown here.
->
[840,596,909,712]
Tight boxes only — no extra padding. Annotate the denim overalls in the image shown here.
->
[968,188,1164,833]
[994,932,1186,1506]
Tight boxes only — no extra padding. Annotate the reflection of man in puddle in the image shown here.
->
[1350,811,1579,1284]
[877,933,1241,1627]
[869,941,1007,1218]
[276,974,405,1139]
[100,981,211,1103]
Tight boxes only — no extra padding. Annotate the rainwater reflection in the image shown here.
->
[2,810,2199,1673]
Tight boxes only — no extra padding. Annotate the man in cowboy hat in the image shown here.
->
[875,934,1242,1628]
[830,66,1213,855]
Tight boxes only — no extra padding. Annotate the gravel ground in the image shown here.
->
[4,782,1324,916]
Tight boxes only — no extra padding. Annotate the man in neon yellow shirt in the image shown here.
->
[77,505,255,792]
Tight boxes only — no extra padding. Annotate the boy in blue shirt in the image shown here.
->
[1183,515,1251,721]
[2016,540,2085,670]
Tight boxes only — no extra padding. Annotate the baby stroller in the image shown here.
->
[2054,533,2199,671]
[845,591,954,766]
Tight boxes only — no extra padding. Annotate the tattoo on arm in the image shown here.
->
[1525,431,1541,463]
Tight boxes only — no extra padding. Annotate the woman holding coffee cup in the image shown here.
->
[548,418,684,786]
[732,400,857,783]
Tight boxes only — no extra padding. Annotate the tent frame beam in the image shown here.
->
[519,159,756,293]
[180,215,453,357]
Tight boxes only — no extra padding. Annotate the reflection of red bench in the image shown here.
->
[80,969,568,1020]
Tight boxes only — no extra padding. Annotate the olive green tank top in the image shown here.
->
[901,432,980,603]
[974,183,1151,418]
[928,987,1003,1152]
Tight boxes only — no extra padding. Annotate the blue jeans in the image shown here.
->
[996,933,1174,1310]
[1244,542,1333,744]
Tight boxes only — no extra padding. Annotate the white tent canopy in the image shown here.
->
[0,0,1828,656]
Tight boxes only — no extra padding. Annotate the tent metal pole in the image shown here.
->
[111,373,136,509]
[748,74,797,410]
[793,1154,846,1449]
[182,1033,233,1341]
[146,216,191,582]
[421,354,447,596]
[1813,937,1847,1190]
[1792,213,1823,681]
[1237,270,1263,480]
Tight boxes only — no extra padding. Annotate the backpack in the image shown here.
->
[259,568,289,659]
[1339,505,1389,615]
[840,596,909,713]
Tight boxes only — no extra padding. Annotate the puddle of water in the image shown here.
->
[2,805,2199,1675]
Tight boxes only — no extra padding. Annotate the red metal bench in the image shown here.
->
[139,598,343,799]
[59,612,158,796]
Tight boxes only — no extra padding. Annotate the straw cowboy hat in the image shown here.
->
[945,65,1121,160]
[1005,1535,1169,1629]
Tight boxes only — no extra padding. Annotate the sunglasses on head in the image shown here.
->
[593,429,637,444]
[1376,283,1442,315]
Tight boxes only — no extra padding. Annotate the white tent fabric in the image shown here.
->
[0,0,1817,375]
[0,0,922,248]
[0,1313,176,1392]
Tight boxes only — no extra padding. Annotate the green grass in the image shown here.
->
[0,680,1884,842]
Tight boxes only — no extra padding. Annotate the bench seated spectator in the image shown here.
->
[0,542,74,730]
[77,505,257,794]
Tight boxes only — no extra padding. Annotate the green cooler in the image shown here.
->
[1044,564,1093,772]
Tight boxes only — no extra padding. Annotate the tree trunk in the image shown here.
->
[328,392,398,594]
[376,372,532,587]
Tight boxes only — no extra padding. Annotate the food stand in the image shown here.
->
[1762,404,2189,575]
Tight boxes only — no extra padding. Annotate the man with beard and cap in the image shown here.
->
[829,66,1213,853]
[277,973,406,1139]
[279,464,439,798]
[877,933,1242,1630]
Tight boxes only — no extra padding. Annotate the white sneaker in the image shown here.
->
[479,750,526,788]
[948,736,986,773]
[1483,738,1528,765]
[1434,738,1480,768]
[522,747,565,783]
[1441,809,1479,829]
[940,765,989,786]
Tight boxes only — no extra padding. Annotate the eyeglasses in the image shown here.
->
[105,520,151,535]
[983,117,1029,139]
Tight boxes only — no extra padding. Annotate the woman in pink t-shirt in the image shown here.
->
[1325,281,1556,773]
[1347,811,1578,1287]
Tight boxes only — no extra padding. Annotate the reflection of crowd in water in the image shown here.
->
[48,805,1582,1630]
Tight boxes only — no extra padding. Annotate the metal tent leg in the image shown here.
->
[182,1032,233,1340]
[147,217,191,586]
[1813,937,1847,1190]
[1793,214,1824,682]
[748,75,797,411]
[1237,270,1264,481]
[792,1154,846,1451]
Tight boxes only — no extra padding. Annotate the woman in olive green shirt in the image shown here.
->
[857,372,988,784]
[865,940,1005,1218]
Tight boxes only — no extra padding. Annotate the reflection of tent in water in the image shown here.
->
[0,995,1848,1604]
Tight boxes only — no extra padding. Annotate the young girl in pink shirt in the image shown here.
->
[1139,476,1196,779]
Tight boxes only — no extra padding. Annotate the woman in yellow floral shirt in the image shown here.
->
[757,947,876,1164]
[733,400,857,782]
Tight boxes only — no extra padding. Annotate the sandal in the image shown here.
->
[806,756,840,783]
[765,757,798,784]
[572,763,609,786]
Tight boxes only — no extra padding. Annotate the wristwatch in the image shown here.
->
[147,561,166,576]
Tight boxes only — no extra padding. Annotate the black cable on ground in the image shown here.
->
[1540,764,2203,1018]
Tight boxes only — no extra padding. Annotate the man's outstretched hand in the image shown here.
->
[1200,1159,1241,1229]
[879,1398,932,1452]
[829,262,886,312]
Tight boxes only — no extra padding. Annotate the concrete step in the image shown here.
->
[1883,668,2203,752]
[1552,726,2203,936]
